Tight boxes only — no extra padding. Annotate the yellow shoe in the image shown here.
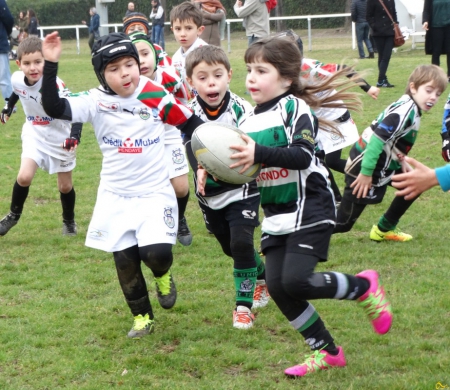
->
[369,225,412,242]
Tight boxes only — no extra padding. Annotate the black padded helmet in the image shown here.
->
[91,32,140,93]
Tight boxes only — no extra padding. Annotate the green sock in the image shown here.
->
[233,267,258,308]
[378,215,398,232]
[254,250,266,280]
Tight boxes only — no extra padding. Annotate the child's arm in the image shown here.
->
[441,94,450,162]
[0,92,19,124]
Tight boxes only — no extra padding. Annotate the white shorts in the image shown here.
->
[317,117,359,155]
[22,138,76,174]
[85,184,178,252]
[164,142,189,179]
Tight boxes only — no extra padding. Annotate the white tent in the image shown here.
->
[396,0,425,46]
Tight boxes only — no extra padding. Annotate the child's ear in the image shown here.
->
[186,76,193,88]
[198,25,205,35]
[15,59,21,68]
[409,82,416,94]
[228,68,233,83]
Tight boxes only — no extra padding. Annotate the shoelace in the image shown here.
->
[253,284,266,301]
[234,310,253,324]
[155,273,171,295]
[133,314,150,330]
[178,219,190,235]
[300,350,329,373]
[360,288,390,320]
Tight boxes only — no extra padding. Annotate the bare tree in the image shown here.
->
[275,0,286,32]
[344,0,352,31]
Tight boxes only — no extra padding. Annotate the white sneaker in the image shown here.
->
[252,280,270,309]
[233,305,255,329]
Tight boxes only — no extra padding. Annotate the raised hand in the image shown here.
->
[42,31,62,63]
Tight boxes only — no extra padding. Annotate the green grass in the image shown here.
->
[1,30,450,389]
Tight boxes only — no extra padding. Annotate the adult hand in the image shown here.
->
[422,21,429,31]
[392,157,439,200]
[42,31,62,63]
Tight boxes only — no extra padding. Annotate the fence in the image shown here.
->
[38,13,356,55]
[37,14,424,55]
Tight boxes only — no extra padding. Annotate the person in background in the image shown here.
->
[194,0,225,47]
[26,9,39,37]
[82,7,100,50]
[150,0,166,50]
[0,0,13,105]
[233,0,269,46]
[351,0,375,59]
[16,11,28,34]
[366,0,398,87]
[125,2,135,18]
[423,0,450,82]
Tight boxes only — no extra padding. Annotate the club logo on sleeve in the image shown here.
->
[97,100,120,113]
[14,88,28,99]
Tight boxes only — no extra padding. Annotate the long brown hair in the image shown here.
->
[244,37,362,135]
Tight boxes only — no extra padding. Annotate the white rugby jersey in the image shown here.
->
[12,71,73,160]
[67,76,192,197]
[239,95,336,235]
[172,37,207,93]
[188,92,258,209]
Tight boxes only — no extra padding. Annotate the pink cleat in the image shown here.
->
[284,346,346,377]
[356,270,393,335]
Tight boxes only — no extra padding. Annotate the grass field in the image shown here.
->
[1,30,450,389]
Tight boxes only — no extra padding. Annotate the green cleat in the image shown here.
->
[127,314,154,339]
[369,225,412,242]
[155,270,177,309]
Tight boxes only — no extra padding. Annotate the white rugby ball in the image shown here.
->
[191,122,261,185]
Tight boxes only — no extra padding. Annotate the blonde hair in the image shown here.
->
[244,36,362,135]
[405,64,448,95]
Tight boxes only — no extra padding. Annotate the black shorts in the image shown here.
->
[260,223,334,262]
[198,196,260,235]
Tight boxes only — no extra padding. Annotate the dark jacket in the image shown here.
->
[423,0,433,55]
[351,0,368,24]
[87,13,100,34]
[366,0,398,36]
[0,0,14,53]
[28,16,39,36]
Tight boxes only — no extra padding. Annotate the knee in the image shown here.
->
[171,175,189,197]
[140,243,173,273]
[282,273,312,299]
[59,182,73,194]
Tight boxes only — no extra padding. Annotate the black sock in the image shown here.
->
[299,316,337,353]
[177,190,189,221]
[10,180,29,215]
[60,187,76,221]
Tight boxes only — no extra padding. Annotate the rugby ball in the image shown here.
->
[191,122,261,185]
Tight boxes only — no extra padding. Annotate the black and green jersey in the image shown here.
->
[238,94,335,235]
[188,91,259,210]
[346,94,421,186]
